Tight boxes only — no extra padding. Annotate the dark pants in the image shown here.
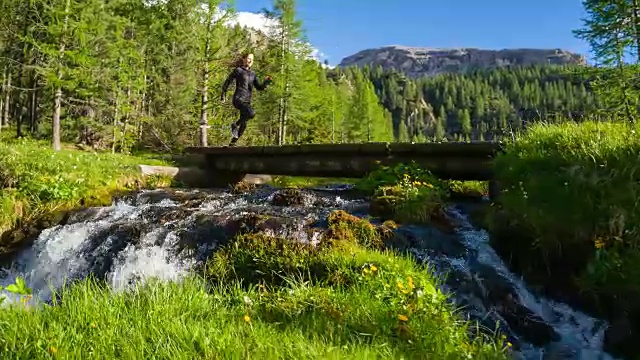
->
[232,99,255,140]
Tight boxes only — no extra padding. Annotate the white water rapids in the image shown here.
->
[0,187,618,359]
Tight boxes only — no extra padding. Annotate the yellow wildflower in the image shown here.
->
[90,323,97,328]
[243,314,251,323]
[370,265,377,272]
[506,342,512,348]
[594,238,605,249]
[398,314,409,322]
[407,276,414,290]
[397,281,410,294]
[48,347,57,355]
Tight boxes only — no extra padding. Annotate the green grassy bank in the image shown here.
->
[0,211,509,359]
[490,121,640,353]
[0,139,509,358]
[0,139,172,252]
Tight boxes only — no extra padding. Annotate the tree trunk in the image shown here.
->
[199,13,213,147]
[277,27,287,145]
[2,73,9,128]
[331,92,335,143]
[112,90,120,153]
[52,87,62,150]
[282,79,289,144]
[138,73,148,143]
[631,0,640,62]
[52,0,71,151]
[29,74,38,134]
[120,87,131,152]
[0,67,6,133]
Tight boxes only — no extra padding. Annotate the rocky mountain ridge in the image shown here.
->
[339,46,587,77]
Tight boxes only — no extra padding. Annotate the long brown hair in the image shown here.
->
[229,51,253,68]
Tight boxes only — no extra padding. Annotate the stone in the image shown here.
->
[604,315,639,358]
[271,189,306,207]
[137,164,270,188]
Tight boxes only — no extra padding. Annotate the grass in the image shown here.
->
[271,175,359,188]
[0,138,173,241]
[0,211,509,359]
[491,120,640,315]
[354,162,477,228]
[448,180,488,199]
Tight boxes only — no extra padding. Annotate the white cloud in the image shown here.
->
[224,10,329,65]
[226,11,278,35]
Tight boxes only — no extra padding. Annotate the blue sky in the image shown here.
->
[232,0,590,66]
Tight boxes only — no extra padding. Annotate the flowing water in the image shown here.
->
[0,185,616,359]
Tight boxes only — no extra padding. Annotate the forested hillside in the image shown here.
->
[0,0,392,152]
[351,65,601,142]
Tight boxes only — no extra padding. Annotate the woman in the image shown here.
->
[220,52,272,147]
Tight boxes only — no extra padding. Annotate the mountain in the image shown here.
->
[338,46,587,77]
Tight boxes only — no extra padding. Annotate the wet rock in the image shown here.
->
[126,188,211,207]
[603,315,639,358]
[35,211,67,229]
[455,203,490,230]
[271,188,307,206]
[64,207,105,225]
[82,223,145,277]
[429,211,457,234]
[396,226,468,259]
[231,180,256,194]
[474,264,560,346]
[0,187,615,359]
[499,296,561,347]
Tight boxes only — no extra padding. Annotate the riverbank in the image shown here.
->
[0,139,172,254]
[0,140,509,358]
[489,120,640,357]
[0,209,509,359]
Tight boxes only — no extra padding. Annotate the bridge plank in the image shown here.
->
[185,142,502,156]
[184,142,502,182]
[206,154,494,180]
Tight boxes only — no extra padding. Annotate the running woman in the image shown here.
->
[220,52,272,147]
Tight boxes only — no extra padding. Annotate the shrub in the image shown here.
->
[492,121,640,308]
[356,163,449,224]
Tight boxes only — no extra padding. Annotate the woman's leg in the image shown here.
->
[230,101,255,145]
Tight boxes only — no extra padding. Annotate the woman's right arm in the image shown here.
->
[221,68,238,101]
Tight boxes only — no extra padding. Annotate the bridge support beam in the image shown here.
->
[489,179,501,202]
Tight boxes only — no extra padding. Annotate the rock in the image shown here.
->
[137,165,269,188]
[474,264,561,346]
[604,315,639,358]
[339,46,586,78]
[231,180,256,194]
[243,174,272,184]
[271,189,307,206]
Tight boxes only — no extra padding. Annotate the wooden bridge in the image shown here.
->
[181,142,504,187]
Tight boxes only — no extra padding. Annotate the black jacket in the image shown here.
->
[221,66,268,104]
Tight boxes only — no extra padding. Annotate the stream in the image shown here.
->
[0,185,616,359]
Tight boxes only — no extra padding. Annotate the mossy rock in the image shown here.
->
[370,185,451,231]
[326,210,390,250]
[35,211,68,229]
[272,188,306,206]
[231,180,256,194]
